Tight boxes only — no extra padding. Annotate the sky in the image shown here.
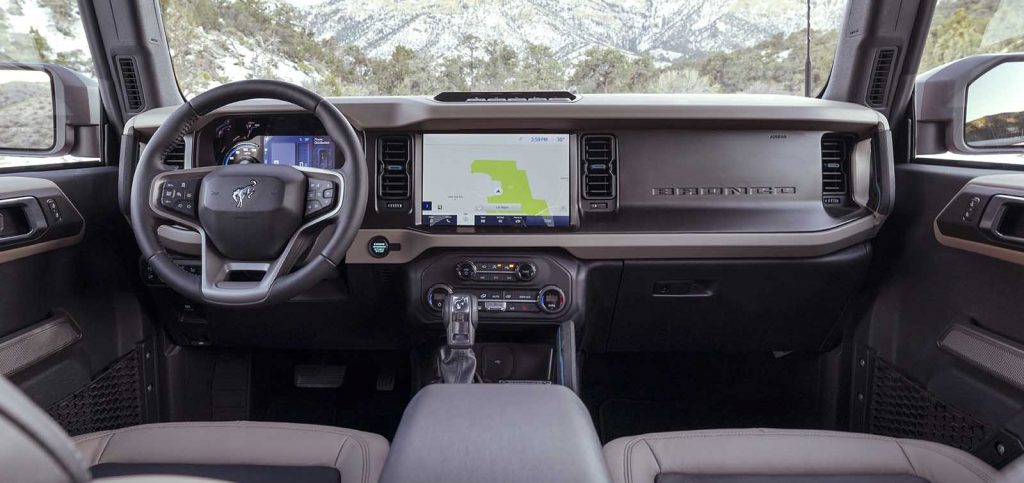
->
[966,61,1024,121]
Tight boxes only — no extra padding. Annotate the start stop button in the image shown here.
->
[368,236,390,258]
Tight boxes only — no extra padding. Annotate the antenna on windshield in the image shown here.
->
[804,0,812,97]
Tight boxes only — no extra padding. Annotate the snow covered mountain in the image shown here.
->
[305,0,846,63]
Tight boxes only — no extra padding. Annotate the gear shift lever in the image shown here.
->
[439,292,478,384]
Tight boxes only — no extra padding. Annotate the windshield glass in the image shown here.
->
[160,0,848,98]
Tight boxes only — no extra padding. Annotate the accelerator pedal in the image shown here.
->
[376,365,396,391]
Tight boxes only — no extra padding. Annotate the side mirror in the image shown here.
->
[965,61,1023,149]
[915,53,1024,155]
[0,63,101,158]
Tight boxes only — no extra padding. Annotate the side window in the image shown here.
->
[916,0,1024,164]
[920,0,1023,72]
[0,1,100,171]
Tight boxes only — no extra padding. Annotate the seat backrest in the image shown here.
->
[0,374,90,483]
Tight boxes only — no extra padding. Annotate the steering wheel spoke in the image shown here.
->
[198,168,346,305]
[151,167,214,226]
[300,167,346,222]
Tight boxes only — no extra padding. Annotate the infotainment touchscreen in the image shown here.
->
[421,134,571,227]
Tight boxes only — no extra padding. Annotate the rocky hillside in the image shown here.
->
[306,0,845,64]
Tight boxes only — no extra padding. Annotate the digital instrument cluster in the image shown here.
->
[221,136,336,168]
[205,115,339,169]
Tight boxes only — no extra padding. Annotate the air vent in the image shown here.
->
[377,135,411,209]
[116,56,145,112]
[163,141,186,168]
[581,134,616,206]
[865,47,897,108]
[434,91,577,103]
[821,133,852,206]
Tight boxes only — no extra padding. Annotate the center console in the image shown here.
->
[380,384,611,483]
[407,250,582,390]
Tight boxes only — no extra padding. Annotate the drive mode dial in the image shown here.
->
[426,284,454,311]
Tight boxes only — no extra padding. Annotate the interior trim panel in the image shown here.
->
[0,177,86,265]
[934,174,1024,266]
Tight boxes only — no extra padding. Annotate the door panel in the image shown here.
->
[0,166,150,410]
[859,162,1024,467]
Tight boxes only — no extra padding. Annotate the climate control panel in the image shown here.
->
[455,260,537,282]
[413,252,576,322]
[426,284,566,314]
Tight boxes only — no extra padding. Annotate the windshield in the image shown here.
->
[160,0,848,98]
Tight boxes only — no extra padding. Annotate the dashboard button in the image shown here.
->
[368,236,390,258]
[513,290,537,301]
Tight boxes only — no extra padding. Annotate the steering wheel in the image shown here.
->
[130,80,366,307]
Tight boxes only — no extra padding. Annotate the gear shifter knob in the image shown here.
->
[442,293,478,349]
[439,293,478,384]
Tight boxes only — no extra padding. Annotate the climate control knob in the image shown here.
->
[516,262,537,281]
[537,286,566,313]
[455,261,476,280]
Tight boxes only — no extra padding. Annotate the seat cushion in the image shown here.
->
[73,421,388,483]
[90,462,340,483]
[604,428,998,483]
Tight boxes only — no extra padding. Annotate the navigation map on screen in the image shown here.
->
[421,134,571,227]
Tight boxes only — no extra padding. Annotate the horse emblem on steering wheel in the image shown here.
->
[232,179,258,208]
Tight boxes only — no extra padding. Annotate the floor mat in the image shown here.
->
[251,350,410,440]
[583,352,826,442]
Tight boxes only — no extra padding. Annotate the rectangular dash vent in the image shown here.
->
[117,56,145,112]
[866,47,897,108]
[163,141,186,168]
[821,133,852,206]
[581,134,616,203]
[377,135,412,208]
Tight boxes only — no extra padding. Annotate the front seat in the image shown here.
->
[605,428,1000,483]
[0,375,388,483]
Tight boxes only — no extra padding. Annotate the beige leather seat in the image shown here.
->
[605,428,1001,483]
[0,375,388,483]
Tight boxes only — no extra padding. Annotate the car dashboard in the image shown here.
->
[121,93,892,354]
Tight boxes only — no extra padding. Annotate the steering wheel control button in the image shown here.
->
[538,286,567,313]
[304,179,335,217]
[368,236,391,258]
[160,178,201,216]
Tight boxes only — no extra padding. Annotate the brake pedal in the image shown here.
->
[376,366,396,391]
[294,364,346,389]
